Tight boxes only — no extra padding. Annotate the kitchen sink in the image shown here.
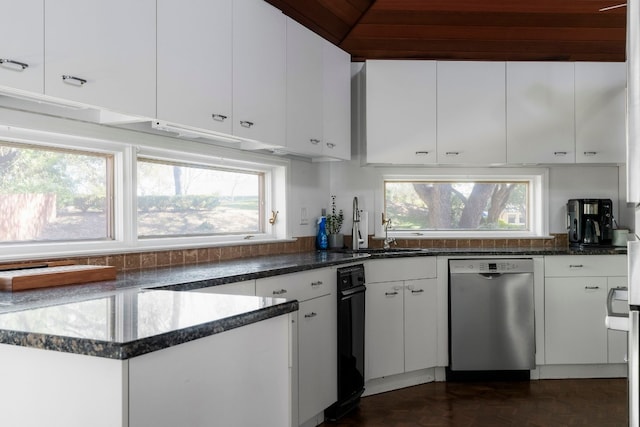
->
[341,247,429,255]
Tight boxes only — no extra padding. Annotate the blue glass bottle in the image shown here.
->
[316,216,328,250]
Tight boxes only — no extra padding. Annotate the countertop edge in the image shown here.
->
[0,300,298,360]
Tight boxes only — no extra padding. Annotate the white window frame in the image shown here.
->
[377,168,549,239]
[0,111,289,262]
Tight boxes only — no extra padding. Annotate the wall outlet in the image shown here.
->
[300,207,309,225]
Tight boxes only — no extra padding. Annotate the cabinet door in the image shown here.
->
[437,61,506,164]
[44,0,156,117]
[506,62,575,164]
[545,277,608,364]
[366,60,437,164]
[575,62,626,164]
[322,40,351,160]
[285,18,323,156]
[298,295,337,424]
[157,0,232,134]
[365,257,437,283]
[0,0,43,93]
[404,278,438,372]
[188,280,255,296]
[608,277,629,364]
[365,281,404,380]
[232,0,286,147]
[255,267,334,302]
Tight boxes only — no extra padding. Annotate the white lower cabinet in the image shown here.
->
[129,315,291,427]
[297,294,337,424]
[256,267,337,426]
[366,278,437,379]
[545,276,608,364]
[187,280,255,296]
[365,258,438,381]
[544,255,627,365]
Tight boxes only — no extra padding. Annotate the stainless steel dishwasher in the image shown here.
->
[448,259,535,381]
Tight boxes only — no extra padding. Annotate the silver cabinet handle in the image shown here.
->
[212,114,227,122]
[0,59,29,70]
[326,142,336,148]
[445,151,459,156]
[385,291,399,296]
[584,151,597,156]
[310,138,320,145]
[569,264,584,268]
[272,289,287,295]
[310,280,323,287]
[584,286,600,290]
[240,120,254,128]
[304,312,317,318]
[62,75,87,86]
[554,151,568,156]
[411,289,424,294]
[415,151,430,156]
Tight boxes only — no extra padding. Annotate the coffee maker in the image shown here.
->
[566,199,613,247]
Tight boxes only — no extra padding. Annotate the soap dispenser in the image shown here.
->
[316,216,328,250]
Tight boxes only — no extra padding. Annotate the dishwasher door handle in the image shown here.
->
[479,273,503,279]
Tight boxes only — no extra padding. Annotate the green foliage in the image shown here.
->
[326,195,344,234]
[137,195,221,212]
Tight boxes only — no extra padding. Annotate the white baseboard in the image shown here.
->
[363,368,442,396]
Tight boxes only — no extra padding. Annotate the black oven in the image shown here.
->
[325,264,366,421]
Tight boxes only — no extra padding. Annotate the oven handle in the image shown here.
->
[340,285,366,298]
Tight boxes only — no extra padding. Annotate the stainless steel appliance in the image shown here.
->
[325,264,365,421]
[448,259,535,380]
[567,198,614,247]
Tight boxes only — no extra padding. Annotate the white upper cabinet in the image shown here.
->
[285,17,324,156]
[232,0,286,147]
[575,62,626,164]
[44,0,156,118]
[322,40,351,160]
[0,0,44,93]
[366,60,437,164]
[157,0,232,134]
[506,62,575,164]
[437,61,506,164]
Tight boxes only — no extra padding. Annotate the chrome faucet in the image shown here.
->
[382,213,396,249]
[352,197,361,250]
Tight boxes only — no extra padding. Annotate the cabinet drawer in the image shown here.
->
[365,257,436,283]
[256,268,335,302]
[545,255,627,277]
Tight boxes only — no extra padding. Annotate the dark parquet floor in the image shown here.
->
[322,379,627,427]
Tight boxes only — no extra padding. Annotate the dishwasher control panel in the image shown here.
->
[449,259,534,274]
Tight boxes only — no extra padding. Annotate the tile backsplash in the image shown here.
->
[1,234,568,272]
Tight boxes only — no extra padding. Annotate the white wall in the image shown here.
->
[304,160,628,238]
[288,158,330,237]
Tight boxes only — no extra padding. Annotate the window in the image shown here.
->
[381,170,547,238]
[137,158,264,238]
[0,142,113,243]
[0,118,288,262]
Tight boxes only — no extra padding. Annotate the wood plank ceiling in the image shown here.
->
[265,0,627,62]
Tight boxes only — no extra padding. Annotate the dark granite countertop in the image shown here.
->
[0,247,626,359]
[0,289,296,359]
[0,251,366,358]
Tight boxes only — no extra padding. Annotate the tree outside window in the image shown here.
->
[384,180,529,232]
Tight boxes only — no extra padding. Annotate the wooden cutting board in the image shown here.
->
[0,261,117,292]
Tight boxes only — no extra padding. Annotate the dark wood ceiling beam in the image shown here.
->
[360,11,626,28]
[348,25,625,42]
[342,39,624,56]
